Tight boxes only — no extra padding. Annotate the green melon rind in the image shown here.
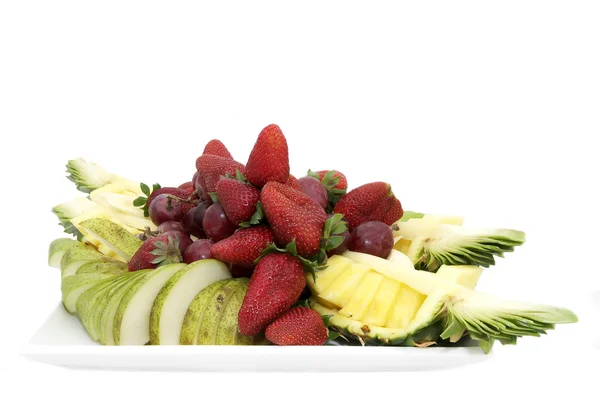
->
[90,273,143,343]
[75,260,128,275]
[76,274,132,340]
[180,279,231,345]
[196,279,241,345]
[77,218,143,262]
[215,278,250,345]
[113,263,186,346]
[149,259,232,345]
[99,270,150,345]
[60,244,113,277]
[61,272,123,314]
[48,238,81,268]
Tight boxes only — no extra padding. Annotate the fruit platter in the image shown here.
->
[30,123,578,370]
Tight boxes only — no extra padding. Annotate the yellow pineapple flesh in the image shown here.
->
[386,284,426,328]
[318,262,370,308]
[338,272,384,320]
[361,277,401,327]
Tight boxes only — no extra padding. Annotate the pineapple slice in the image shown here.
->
[339,272,384,320]
[386,284,426,329]
[318,262,370,308]
[361,278,401,327]
[309,256,352,292]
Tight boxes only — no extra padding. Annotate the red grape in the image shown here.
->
[202,203,236,242]
[162,230,193,252]
[228,263,254,278]
[192,201,211,228]
[297,176,328,209]
[181,207,207,239]
[149,194,183,225]
[157,221,186,234]
[183,239,214,263]
[349,221,394,259]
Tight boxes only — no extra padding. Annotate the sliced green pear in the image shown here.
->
[61,272,124,313]
[196,279,242,345]
[149,259,232,345]
[87,272,144,343]
[180,279,231,345]
[75,260,128,275]
[76,273,133,341]
[99,270,150,345]
[76,218,143,262]
[48,238,81,268]
[61,243,111,277]
[215,278,252,345]
[113,263,186,346]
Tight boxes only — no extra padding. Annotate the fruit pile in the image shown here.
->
[48,124,577,352]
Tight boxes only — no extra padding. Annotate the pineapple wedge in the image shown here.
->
[309,251,577,353]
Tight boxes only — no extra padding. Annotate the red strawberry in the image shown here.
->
[265,307,328,346]
[245,124,290,187]
[284,174,302,191]
[333,182,404,230]
[178,181,195,196]
[211,226,275,267]
[215,178,260,226]
[128,235,182,272]
[195,154,246,195]
[203,139,233,159]
[260,181,327,257]
[238,253,306,335]
[314,170,348,190]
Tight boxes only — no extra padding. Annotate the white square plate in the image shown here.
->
[20,303,492,371]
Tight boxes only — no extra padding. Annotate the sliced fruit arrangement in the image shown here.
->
[46,123,576,353]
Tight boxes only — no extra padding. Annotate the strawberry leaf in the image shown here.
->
[208,192,219,204]
[134,182,162,217]
[321,314,333,328]
[320,170,340,190]
[133,196,147,207]
[325,235,345,251]
[307,169,321,180]
[292,299,311,308]
[140,183,150,196]
[239,201,264,228]
[235,169,248,183]
[258,241,327,284]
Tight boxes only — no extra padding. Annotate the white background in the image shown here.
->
[1,0,599,396]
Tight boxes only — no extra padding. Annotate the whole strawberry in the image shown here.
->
[265,307,328,346]
[195,154,246,195]
[245,124,289,187]
[203,139,233,159]
[178,181,195,196]
[128,235,182,272]
[333,182,404,230]
[238,253,306,335]
[261,181,327,257]
[215,177,260,226]
[284,174,302,191]
[211,226,275,268]
[314,170,348,190]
